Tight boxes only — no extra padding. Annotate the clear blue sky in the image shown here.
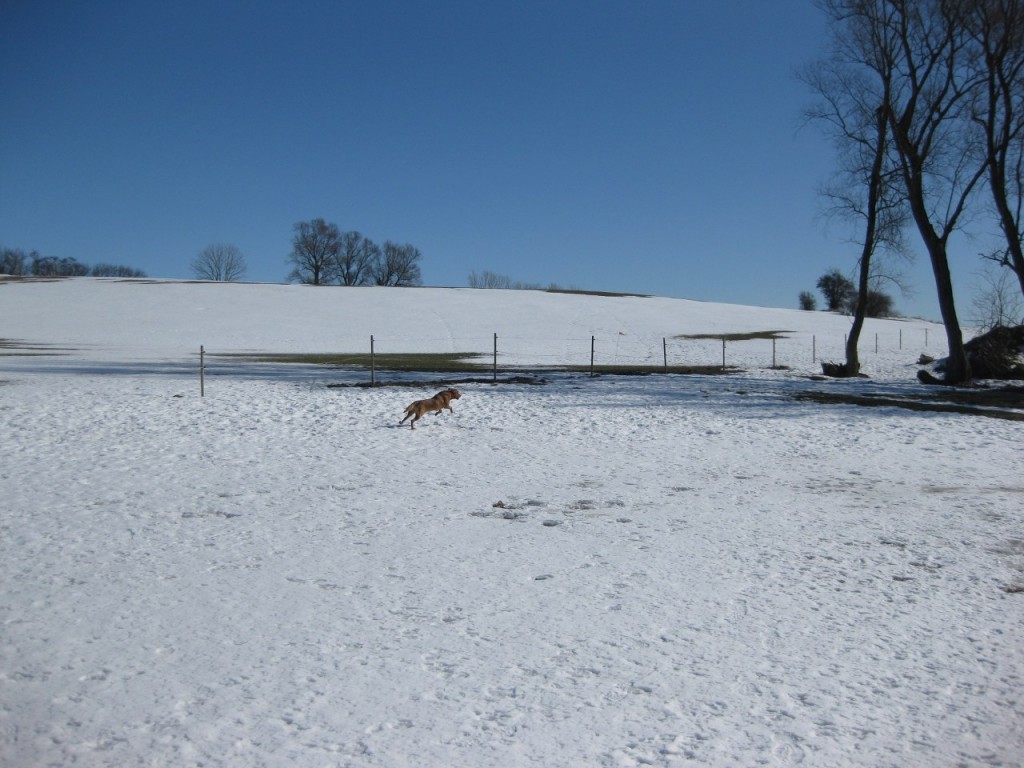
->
[0,1,994,319]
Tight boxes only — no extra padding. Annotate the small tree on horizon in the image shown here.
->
[192,243,247,281]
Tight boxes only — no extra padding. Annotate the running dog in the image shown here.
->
[399,388,461,429]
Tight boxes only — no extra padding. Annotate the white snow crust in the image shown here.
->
[1,278,1022,767]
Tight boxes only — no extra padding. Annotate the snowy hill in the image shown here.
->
[1,277,944,379]
[2,277,1021,768]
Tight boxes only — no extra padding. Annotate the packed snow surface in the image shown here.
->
[1,279,1022,767]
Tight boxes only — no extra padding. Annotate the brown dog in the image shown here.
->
[399,388,461,429]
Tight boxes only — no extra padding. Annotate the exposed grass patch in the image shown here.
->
[0,339,72,356]
[544,287,652,298]
[0,276,68,284]
[675,330,790,341]
[215,351,490,371]
[793,387,1024,421]
[330,375,549,389]
[218,352,737,378]
[559,364,739,376]
[218,354,745,380]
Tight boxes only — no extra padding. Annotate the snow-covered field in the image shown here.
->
[2,278,1022,767]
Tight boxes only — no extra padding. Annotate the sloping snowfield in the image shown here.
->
[2,278,1022,767]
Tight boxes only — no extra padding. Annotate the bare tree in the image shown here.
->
[884,0,994,383]
[192,243,247,281]
[335,231,379,286]
[90,263,147,277]
[960,0,1024,301]
[823,0,990,384]
[468,270,545,289]
[469,270,510,289]
[804,1,910,375]
[31,255,88,276]
[972,260,1024,330]
[287,219,341,285]
[372,241,423,286]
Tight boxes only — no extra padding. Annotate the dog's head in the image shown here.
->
[447,388,461,400]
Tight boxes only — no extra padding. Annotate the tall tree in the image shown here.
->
[372,241,423,286]
[287,219,341,285]
[192,243,247,281]
[805,7,908,375]
[875,0,989,384]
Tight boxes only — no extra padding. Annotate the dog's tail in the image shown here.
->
[399,404,414,424]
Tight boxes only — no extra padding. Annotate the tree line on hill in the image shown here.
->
[3,215,425,289]
[804,0,1024,383]
[193,218,425,287]
[0,247,146,278]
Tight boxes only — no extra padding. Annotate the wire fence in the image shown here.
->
[199,327,942,393]
[360,328,938,368]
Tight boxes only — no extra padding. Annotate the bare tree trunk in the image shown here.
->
[844,107,892,377]
[922,233,972,383]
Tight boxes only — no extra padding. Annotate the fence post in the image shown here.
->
[370,335,376,386]
[925,328,929,347]
[772,337,777,368]
[663,337,667,371]
[812,335,816,363]
[875,333,879,354]
[200,345,205,397]
[493,333,497,384]
[899,329,902,349]
[590,335,595,377]
[721,337,726,370]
